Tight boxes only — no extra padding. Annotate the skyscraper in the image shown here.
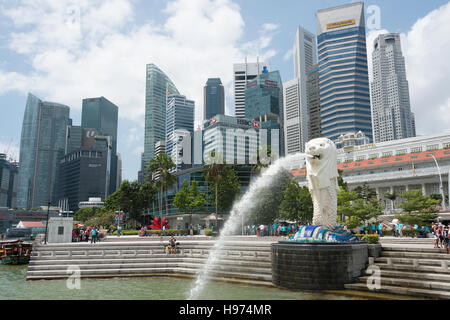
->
[58,132,112,212]
[233,61,270,118]
[284,27,317,154]
[307,64,321,140]
[316,2,373,142]
[17,93,70,208]
[0,154,18,208]
[82,96,119,194]
[166,94,195,171]
[204,78,225,121]
[245,69,284,156]
[283,79,302,154]
[371,33,416,142]
[143,64,179,173]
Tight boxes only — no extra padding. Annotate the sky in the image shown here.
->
[1,0,450,182]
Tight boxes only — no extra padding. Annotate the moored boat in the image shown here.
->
[0,240,32,265]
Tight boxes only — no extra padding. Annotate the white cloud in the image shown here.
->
[283,48,293,61]
[0,0,278,129]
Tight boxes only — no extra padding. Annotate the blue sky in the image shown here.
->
[1,0,450,182]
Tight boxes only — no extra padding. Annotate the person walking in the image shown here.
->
[377,222,383,237]
[140,226,145,237]
[189,223,193,236]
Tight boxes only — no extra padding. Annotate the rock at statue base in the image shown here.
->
[291,225,359,243]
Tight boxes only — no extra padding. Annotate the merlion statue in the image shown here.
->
[305,137,340,230]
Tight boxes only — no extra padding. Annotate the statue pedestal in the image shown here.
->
[271,241,368,290]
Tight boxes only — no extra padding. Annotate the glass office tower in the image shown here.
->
[204,78,225,121]
[166,94,195,171]
[142,64,179,173]
[245,68,284,156]
[82,96,118,194]
[316,2,372,142]
[17,93,70,208]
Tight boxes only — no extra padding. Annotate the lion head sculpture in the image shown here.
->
[305,138,339,193]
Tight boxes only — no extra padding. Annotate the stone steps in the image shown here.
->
[345,245,450,299]
[29,256,272,267]
[26,241,274,285]
[376,257,450,267]
[344,282,450,300]
[27,261,272,275]
[26,266,272,282]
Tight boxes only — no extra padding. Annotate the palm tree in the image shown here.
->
[203,151,224,229]
[147,154,176,220]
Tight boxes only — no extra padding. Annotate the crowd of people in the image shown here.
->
[432,223,450,253]
[245,224,299,237]
[72,226,101,244]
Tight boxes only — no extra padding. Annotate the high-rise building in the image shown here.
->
[203,115,261,165]
[283,79,302,154]
[233,61,270,118]
[82,97,119,195]
[143,64,179,174]
[284,27,317,154]
[58,133,112,212]
[204,78,225,121]
[307,64,321,140]
[0,154,18,208]
[245,69,284,156]
[166,94,195,171]
[17,93,70,208]
[316,2,373,142]
[371,33,416,143]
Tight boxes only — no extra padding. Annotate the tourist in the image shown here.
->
[169,236,177,254]
[117,225,121,237]
[144,225,148,237]
[377,222,383,237]
[433,224,440,248]
[162,224,166,236]
[259,224,265,237]
[91,227,98,244]
[439,225,445,248]
[443,226,450,254]
[140,226,145,237]
[189,223,193,236]
[85,228,91,242]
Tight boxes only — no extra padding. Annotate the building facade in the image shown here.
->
[245,69,284,157]
[371,33,416,143]
[81,97,119,194]
[204,78,225,121]
[143,63,179,173]
[58,134,111,213]
[316,2,373,142]
[17,93,70,209]
[233,61,270,119]
[283,26,317,154]
[0,154,18,208]
[307,64,321,140]
[291,132,450,211]
[166,94,194,171]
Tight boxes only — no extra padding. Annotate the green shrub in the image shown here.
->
[204,229,213,237]
[354,234,379,244]
[402,229,418,238]
[112,230,139,235]
[382,229,393,236]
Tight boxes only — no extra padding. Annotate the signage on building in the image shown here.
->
[264,80,278,87]
[246,80,257,89]
[211,117,217,124]
[252,122,260,128]
[326,19,355,30]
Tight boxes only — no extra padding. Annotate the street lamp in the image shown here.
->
[430,154,446,210]
[44,201,51,244]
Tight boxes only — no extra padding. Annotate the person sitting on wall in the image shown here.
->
[169,236,178,254]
